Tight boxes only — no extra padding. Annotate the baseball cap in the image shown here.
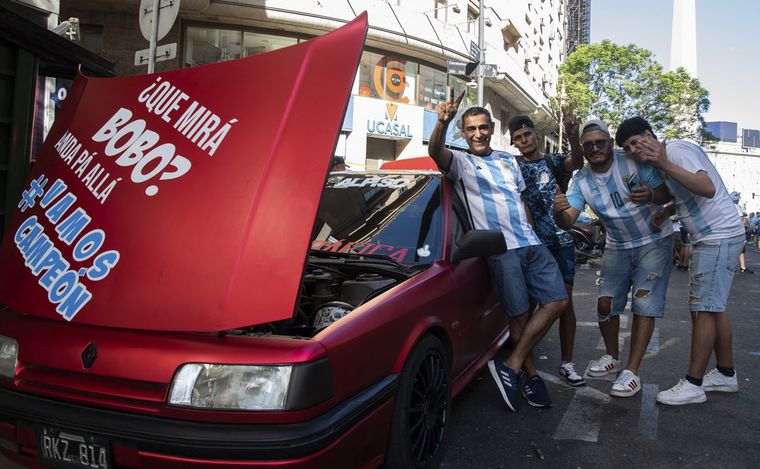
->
[579,119,610,138]
[508,115,535,134]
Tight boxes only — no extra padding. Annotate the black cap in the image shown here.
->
[508,115,535,134]
[615,116,655,147]
[332,156,345,165]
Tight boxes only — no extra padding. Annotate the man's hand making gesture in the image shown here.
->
[429,87,466,172]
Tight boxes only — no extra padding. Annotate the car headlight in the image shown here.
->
[168,364,293,410]
[0,336,19,379]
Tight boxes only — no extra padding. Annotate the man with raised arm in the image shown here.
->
[428,90,568,412]
[616,116,745,405]
[509,113,586,387]
[553,119,673,398]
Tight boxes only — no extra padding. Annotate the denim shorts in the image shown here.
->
[488,244,568,317]
[688,234,744,312]
[547,244,576,285]
[597,235,674,319]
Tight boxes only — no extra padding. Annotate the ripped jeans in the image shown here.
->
[688,234,744,312]
[596,235,674,320]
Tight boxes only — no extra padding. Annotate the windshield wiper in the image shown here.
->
[309,249,409,271]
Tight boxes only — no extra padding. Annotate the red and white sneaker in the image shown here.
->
[587,354,621,377]
[610,369,641,397]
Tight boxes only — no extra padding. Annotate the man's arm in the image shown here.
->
[637,138,716,198]
[553,184,581,229]
[562,110,584,172]
[428,89,465,173]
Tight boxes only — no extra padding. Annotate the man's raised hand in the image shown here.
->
[436,87,466,124]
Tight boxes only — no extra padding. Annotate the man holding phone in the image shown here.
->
[553,119,674,398]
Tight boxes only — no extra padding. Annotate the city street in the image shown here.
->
[442,247,760,469]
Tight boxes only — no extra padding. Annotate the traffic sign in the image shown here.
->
[480,64,499,78]
[447,60,478,76]
[139,0,180,42]
[469,40,481,60]
[135,43,177,66]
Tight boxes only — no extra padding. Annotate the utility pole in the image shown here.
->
[477,0,485,106]
[147,0,160,73]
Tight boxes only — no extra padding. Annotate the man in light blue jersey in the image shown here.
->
[429,90,568,412]
[554,119,674,398]
[617,116,745,406]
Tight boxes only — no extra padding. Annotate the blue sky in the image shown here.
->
[591,0,760,130]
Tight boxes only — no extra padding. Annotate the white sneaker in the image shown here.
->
[587,354,621,377]
[559,362,586,387]
[703,368,739,392]
[610,369,641,397]
[656,379,707,405]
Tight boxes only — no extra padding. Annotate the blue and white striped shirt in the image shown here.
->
[661,141,744,242]
[567,149,673,249]
[447,149,541,250]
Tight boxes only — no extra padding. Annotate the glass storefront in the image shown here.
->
[183,24,473,108]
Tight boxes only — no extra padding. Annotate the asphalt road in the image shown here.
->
[441,246,760,469]
[3,248,759,469]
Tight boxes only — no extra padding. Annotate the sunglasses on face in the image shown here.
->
[582,139,610,152]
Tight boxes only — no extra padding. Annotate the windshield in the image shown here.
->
[312,173,444,265]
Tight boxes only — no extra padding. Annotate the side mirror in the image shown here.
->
[451,230,506,263]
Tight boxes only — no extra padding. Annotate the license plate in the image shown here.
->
[38,425,111,469]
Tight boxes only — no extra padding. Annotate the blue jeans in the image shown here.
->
[488,244,568,317]
[547,244,576,285]
[689,234,744,312]
[597,235,674,319]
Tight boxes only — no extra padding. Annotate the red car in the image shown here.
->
[0,15,508,469]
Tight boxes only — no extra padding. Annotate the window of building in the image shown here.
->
[358,51,417,105]
[79,24,104,55]
[433,0,448,21]
[184,25,299,67]
[366,137,398,169]
[467,7,478,33]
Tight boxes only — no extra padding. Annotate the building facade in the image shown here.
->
[563,0,589,55]
[52,0,568,170]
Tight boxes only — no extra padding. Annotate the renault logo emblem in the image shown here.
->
[81,342,97,369]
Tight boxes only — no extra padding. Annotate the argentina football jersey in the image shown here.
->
[447,149,541,249]
[566,149,673,249]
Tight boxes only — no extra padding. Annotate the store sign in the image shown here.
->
[367,102,413,138]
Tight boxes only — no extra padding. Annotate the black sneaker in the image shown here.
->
[487,360,520,412]
[522,375,553,408]
[741,268,754,274]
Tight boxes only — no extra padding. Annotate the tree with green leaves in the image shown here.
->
[558,40,710,141]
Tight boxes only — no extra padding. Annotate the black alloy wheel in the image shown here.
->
[384,335,451,469]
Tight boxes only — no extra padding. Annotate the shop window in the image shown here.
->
[418,65,448,110]
[185,26,243,66]
[243,32,297,56]
[358,51,416,105]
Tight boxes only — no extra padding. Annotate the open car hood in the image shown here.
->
[0,14,368,332]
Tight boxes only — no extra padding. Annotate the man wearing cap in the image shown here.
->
[616,116,745,405]
[553,118,674,398]
[509,113,586,387]
[331,156,347,172]
[429,90,568,412]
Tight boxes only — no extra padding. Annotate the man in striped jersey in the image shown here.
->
[429,90,569,412]
[616,116,745,406]
[553,119,674,398]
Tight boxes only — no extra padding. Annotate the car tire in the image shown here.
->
[384,335,451,469]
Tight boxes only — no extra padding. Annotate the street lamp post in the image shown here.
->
[477,0,485,107]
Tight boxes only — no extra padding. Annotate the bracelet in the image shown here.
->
[648,187,654,203]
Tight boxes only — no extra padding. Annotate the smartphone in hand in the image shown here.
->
[626,173,642,191]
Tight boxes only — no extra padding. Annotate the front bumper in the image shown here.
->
[0,375,397,466]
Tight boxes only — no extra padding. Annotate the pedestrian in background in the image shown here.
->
[617,116,744,405]
[554,119,674,398]
[510,113,586,387]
